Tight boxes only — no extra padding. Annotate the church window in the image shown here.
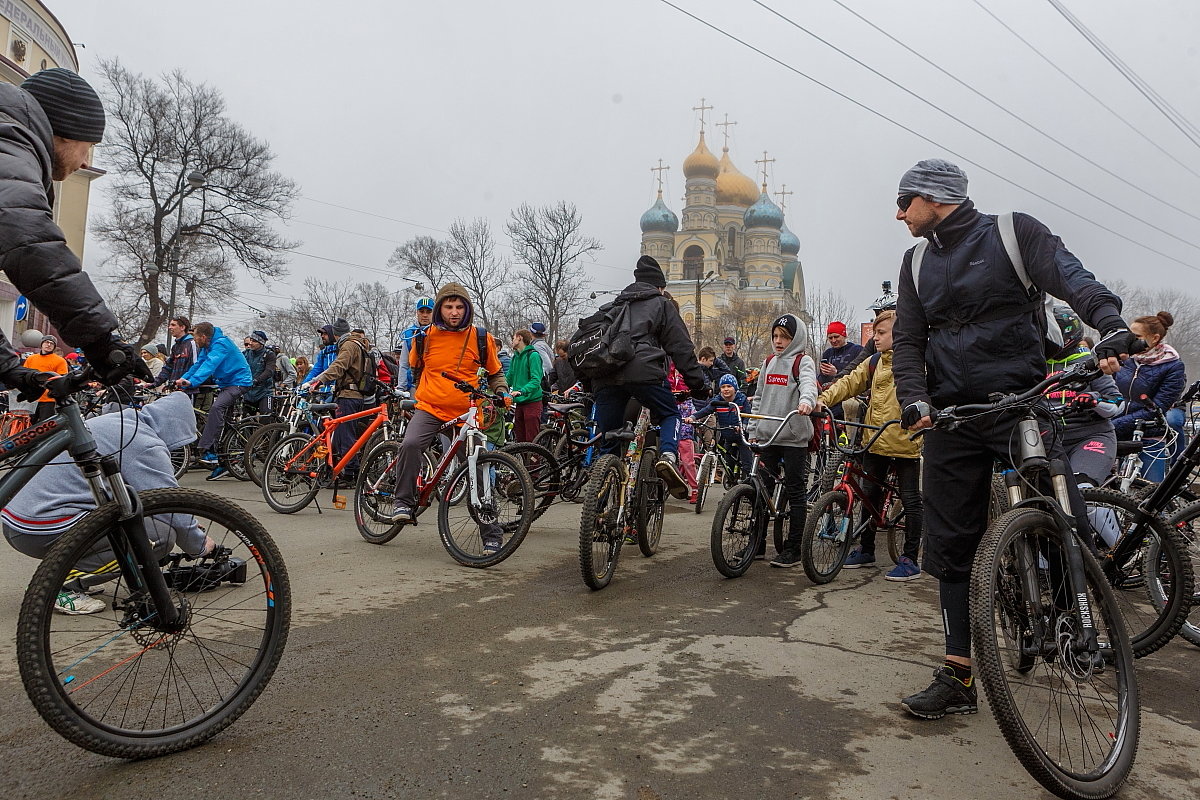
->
[727,227,736,256]
[682,245,704,281]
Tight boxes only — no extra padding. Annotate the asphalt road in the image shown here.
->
[1,474,1198,800]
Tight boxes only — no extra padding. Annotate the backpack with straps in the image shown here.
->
[567,301,635,379]
[411,326,492,388]
[357,342,379,397]
[909,212,1064,355]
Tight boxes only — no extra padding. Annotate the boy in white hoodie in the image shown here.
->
[745,314,818,567]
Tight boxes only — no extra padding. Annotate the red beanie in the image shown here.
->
[826,321,847,336]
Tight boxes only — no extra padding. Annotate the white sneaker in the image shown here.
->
[55,590,106,615]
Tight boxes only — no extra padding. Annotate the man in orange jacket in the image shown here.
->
[23,335,68,422]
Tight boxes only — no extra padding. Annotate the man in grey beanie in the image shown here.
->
[0,67,149,401]
[890,158,1140,721]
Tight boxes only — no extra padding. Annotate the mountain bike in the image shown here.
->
[709,407,805,578]
[925,361,1149,800]
[243,390,342,486]
[577,407,667,590]
[10,366,289,758]
[353,373,534,568]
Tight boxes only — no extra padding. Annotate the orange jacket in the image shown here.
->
[23,352,68,402]
[409,326,504,422]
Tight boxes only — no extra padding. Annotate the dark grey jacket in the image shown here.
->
[893,200,1124,408]
[592,282,706,392]
[0,83,117,377]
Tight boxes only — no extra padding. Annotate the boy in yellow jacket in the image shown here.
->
[816,310,923,581]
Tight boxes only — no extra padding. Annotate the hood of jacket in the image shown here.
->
[0,82,54,153]
[773,313,808,362]
[434,282,475,331]
[615,282,663,304]
[924,198,979,250]
[130,390,198,450]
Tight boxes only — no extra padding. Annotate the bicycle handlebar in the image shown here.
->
[815,411,903,456]
[930,359,1103,431]
[440,371,507,403]
[709,401,810,451]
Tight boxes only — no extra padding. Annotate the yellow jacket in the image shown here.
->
[817,349,921,460]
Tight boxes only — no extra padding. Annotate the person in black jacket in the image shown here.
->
[890,159,1138,721]
[592,256,710,498]
[0,69,146,394]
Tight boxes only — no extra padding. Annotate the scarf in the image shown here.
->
[1131,342,1180,366]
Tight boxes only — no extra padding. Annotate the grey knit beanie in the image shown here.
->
[898,159,968,204]
[21,68,106,143]
[332,318,351,337]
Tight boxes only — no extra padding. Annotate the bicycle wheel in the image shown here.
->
[501,441,561,522]
[554,434,589,503]
[436,451,533,568]
[883,495,909,565]
[695,452,716,514]
[578,454,624,590]
[1162,500,1200,647]
[1083,487,1193,657]
[801,490,857,584]
[533,427,562,454]
[710,483,764,578]
[817,453,844,496]
[169,444,192,480]
[219,419,257,481]
[635,447,665,557]
[355,440,405,544]
[17,488,291,759]
[244,422,289,487]
[261,434,323,514]
[971,507,1139,800]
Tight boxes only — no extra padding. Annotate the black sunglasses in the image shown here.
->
[897,193,920,211]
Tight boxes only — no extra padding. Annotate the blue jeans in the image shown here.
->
[1141,407,1187,482]
[593,383,679,457]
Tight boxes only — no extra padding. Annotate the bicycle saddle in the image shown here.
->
[308,403,338,413]
[548,402,586,413]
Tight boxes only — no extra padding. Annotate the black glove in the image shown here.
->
[1069,392,1098,412]
[902,401,933,429]
[1093,328,1143,362]
[6,367,54,402]
[80,337,154,385]
[689,384,712,401]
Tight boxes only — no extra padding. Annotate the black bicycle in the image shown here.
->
[11,366,290,758]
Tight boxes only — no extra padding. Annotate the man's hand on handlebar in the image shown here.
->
[1093,328,1145,375]
[902,401,934,431]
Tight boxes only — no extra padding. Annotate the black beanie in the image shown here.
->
[21,68,106,143]
[332,318,351,337]
[771,313,799,341]
[633,255,666,288]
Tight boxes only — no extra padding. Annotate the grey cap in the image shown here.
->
[898,159,968,204]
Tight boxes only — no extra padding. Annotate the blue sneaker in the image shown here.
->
[843,548,876,568]
[198,451,219,467]
[886,556,922,581]
[390,504,414,523]
[206,465,229,481]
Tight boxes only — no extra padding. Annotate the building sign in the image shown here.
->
[0,1,74,71]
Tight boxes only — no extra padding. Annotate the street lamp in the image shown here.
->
[149,170,206,345]
[589,288,620,300]
[693,270,717,346]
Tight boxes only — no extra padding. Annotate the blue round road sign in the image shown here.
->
[14,295,28,322]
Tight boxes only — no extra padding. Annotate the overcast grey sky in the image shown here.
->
[50,0,1200,336]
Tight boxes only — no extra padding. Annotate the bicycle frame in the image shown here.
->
[414,404,491,508]
[280,402,390,478]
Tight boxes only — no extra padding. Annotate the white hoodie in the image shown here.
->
[748,314,818,447]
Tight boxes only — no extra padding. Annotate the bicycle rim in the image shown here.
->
[883,495,910,566]
[971,508,1138,800]
[244,422,288,488]
[437,451,533,567]
[261,435,322,514]
[579,455,623,590]
[710,483,760,578]
[1161,500,1200,647]
[354,441,404,544]
[17,488,290,759]
[170,444,192,481]
[220,421,256,481]
[501,442,561,521]
[801,490,855,584]
[636,447,665,557]
[695,453,714,514]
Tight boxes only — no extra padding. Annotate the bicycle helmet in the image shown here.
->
[869,280,897,312]
[1051,304,1085,359]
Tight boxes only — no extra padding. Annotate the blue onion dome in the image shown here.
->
[779,222,800,255]
[640,191,679,234]
[782,259,798,291]
[744,186,783,229]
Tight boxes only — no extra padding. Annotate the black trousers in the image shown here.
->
[757,445,809,548]
[859,453,922,562]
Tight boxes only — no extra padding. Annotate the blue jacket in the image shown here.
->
[181,327,252,389]
[396,323,425,391]
[305,344,337,383]
[1113,356,1186,439]
[693,390,750,429]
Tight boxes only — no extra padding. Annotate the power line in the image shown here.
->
[970,0,1200,180]
[1045,0,1200,148]
[653,0,1200,272]
[821,0,1200,224]
[747,0,1200,251]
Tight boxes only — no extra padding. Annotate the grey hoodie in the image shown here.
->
[748,314,818,447]
[2,392,204,552]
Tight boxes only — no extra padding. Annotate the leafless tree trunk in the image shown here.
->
[505,202,603,341]
[387,235,449,296]
[446,218,506,330]
[800,285,854,357]
[94,59,298,346]
[1104,280,1200,368]
[263,279,415,361]
[713,297,779,368]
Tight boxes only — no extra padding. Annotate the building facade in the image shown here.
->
[0,0,102,346]
[639,125,807,350]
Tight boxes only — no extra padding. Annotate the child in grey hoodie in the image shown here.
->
[2,391,211,613]
[745,313,818,567]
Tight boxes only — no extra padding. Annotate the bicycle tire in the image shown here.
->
[817,452,844,495]
[1157,499,1200,648]
[355,440,405,544]
[695,452,715,514]
[261,434,323,514]
[971,507,1139,800]
[219,419,256,482]
[635,447,665,557]
[437,451,533,568]
[883,495,910,565]
[801,489,856,584]
[501,442,561,522]
[710,483,763,578]
[554,434,589,503]
[1082,487,1193,658]
[169,444,192,480]
[533,427,562,455]
[244,422,289,487]
[17,487,291,759]
[578,454,624,590]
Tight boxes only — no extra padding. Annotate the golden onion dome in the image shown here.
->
[715,147,760,206]
[682,132,719,179]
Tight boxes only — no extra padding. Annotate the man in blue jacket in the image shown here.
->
[176,321,252,471]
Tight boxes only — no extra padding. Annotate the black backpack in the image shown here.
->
[567,301,635,379]
[357,342,379,397]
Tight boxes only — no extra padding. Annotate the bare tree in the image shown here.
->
[387,235,448,295]
[94,59,298,346]
[445,218,505,330]
[505,202,603,341]
[263,279,414,360]
[1104,280,1200,368]
[800,285,854,357]
[713,297,779,367]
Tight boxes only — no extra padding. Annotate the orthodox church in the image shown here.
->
[639,113,807,345]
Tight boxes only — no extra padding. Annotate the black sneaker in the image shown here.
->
[655,452,690,500]
[901,667,978,720]
[770,548,803,568]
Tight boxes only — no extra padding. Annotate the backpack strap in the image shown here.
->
[997,212,1032,292]
[910,240,929,297]
[867,352,882,380]
[476,326,490,368]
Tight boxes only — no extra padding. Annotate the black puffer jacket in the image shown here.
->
[591,282,706,392]
[0,83,117,377]
[893,200,1124,408]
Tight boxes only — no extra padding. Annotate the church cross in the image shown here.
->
[692,97,714,133]
[650,159,670,192]
[716,114,738,148]
[754,150,776,187]
[775,184,794,211]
